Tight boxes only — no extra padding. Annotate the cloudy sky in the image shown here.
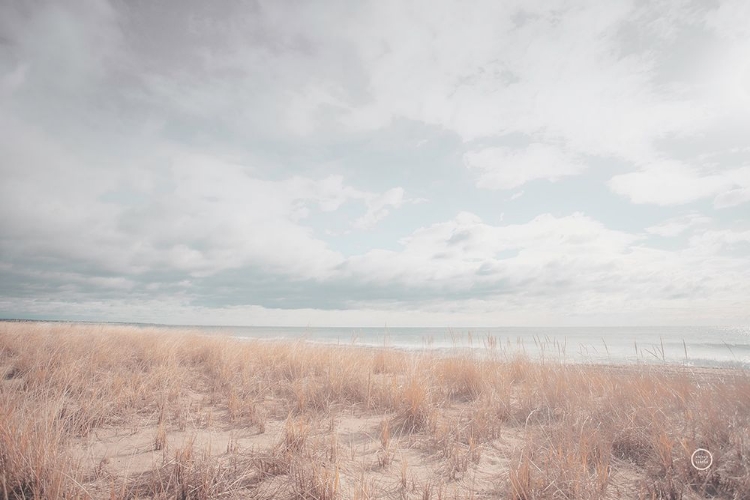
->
[1,0,749,327]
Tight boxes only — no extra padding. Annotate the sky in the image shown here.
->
[1,0,749,327]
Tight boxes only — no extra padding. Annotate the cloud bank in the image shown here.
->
[0,0,749,326]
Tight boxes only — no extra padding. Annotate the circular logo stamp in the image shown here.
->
[691,448,713,471]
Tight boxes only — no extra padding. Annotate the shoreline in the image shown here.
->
[3,319,748,369]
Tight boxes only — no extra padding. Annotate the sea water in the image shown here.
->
[184,325,750,369]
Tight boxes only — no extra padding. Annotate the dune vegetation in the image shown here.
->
[1,321,749,499]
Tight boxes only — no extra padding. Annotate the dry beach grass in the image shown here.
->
[1,322,749,499]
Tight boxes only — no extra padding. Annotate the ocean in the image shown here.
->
[180,325,750,369]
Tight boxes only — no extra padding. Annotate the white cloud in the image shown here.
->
[646,214,712,237]
[0,123,412,281]
[343,211,642,288]
[464,143,586,190]
[307,212,749,323]
[609,161,750,207]
[705,0,750,41]
[339,1,713,163]
[688,228,750,255]
[714,188,750,208]
[353,187,404,230]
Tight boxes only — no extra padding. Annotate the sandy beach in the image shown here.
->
[1,322,749,499]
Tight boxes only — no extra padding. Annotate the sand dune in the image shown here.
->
[1,321,749,499]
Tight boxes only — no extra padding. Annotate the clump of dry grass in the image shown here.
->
[290,460,340,500]
[1,321,749,499]
[433,356,485,401]
[390,369,435,434]
[377,419,393,468]
[0,399,83,499]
